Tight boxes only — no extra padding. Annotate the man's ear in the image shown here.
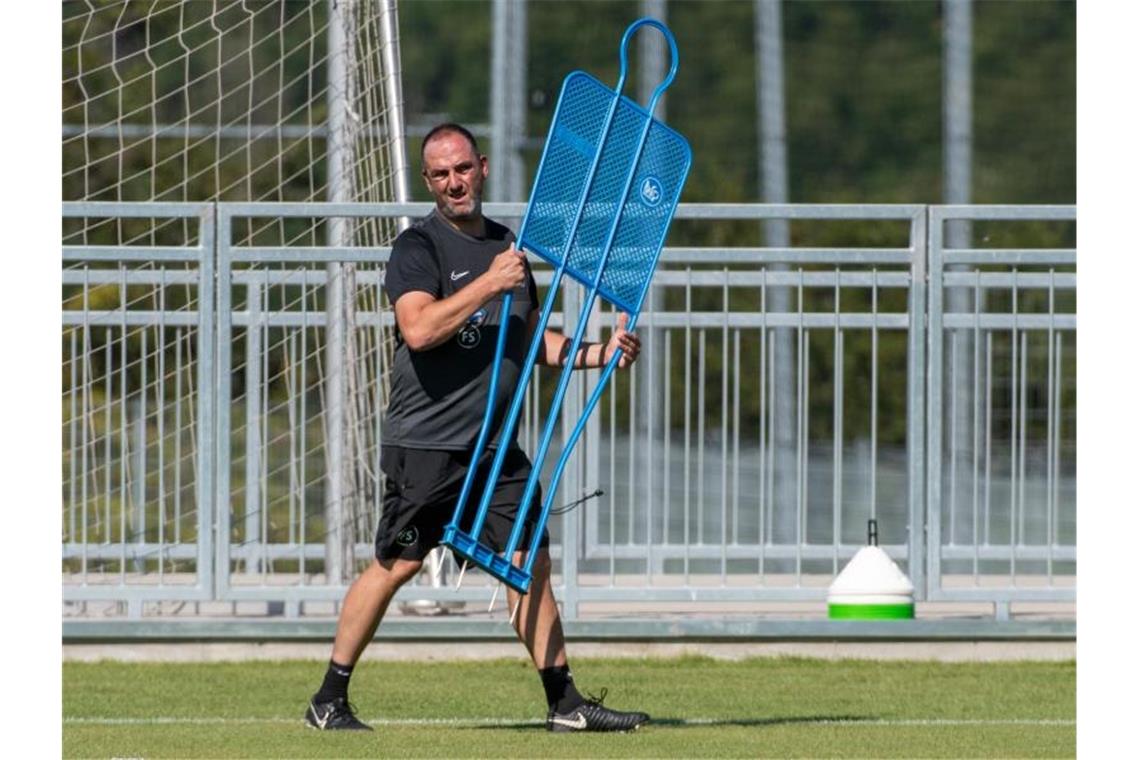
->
[480,155,489,178]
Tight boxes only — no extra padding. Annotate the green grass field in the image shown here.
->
[63,656,1075,758]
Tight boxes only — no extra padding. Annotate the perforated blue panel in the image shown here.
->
[520,71,691,315]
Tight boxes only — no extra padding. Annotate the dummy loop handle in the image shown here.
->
[616,17,680,115]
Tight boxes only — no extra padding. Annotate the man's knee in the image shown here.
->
[373,556,423,586]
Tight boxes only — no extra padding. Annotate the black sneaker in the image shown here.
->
[546,688,650,733]
[304,696,373,731]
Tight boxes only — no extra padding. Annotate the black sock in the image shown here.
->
[539,664,584,713]
[313,660,354,703]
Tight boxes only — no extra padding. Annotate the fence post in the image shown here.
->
[213,206,234,599]
[909,206,929,601]
[198,203,216,601]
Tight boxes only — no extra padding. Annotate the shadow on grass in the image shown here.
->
[471,715,875,731]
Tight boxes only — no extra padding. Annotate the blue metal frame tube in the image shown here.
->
[444,291,513,537]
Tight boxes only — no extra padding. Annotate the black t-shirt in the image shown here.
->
[383,210,539,450]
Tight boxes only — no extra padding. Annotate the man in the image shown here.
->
[305,123,649,733]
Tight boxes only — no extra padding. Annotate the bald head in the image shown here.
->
[420,123,489,234]
[420,123,480,168]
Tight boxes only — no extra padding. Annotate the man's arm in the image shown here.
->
[529,311,641,370]
[395,244,527,351]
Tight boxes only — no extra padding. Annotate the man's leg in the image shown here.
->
[507,547,649,732]
[306,556,422,730]
[507,547,567,669]
[332,556,423,665]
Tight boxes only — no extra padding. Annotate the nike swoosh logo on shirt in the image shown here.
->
[450,270,470,281]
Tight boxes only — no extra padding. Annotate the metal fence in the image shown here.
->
[927,206,1076,618]
[62,201,1076,628]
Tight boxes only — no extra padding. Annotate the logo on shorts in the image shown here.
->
[457,307,488,350]
[396,526,419,547]
[639,176,663,207]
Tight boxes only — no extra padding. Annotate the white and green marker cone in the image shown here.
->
[827,520,915,620]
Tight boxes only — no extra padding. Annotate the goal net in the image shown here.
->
[62,0,408,596]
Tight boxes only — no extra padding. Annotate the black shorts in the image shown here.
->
[375,445,550,562]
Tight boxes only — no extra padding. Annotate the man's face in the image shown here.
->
[421,131,488,223]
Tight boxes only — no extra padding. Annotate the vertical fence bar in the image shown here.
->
[562,306,582,619]
[85,317,96,578]
[628,324,637,548]
[609,347,617,583]
[198,204,217,598]
[759,272,768,582]
[174,327,183,545]
[68,330,77,546]
[83,300,97,579]
[909,208,928,600]
[721,275,729,583]
[588,288,606,567]
[800,325,809,585]
[373,297,384,536]
[1046,271,1055,581]
[766,325,775,572]
[795,272,804,583]
[949,331,958,546]
[647,300,657,583]
[260,271,271,577]
[299,284,308,580]
[832,269,842,573]
[103,329,112,553]
[134,330,148,572]
[663,328,672,570]
[984,331,994,553]
[834,339,844,565]
[758,271,767,582]
[214,207,234,598]
[80,276,91,575]
[1009,269,1018,585]
[1026,332,1035,553]
[684,269,692,583]
[119,266,128,585]
[1052,332,1063,582]
[157,276,166,583]
[1048,330,1057,583]
[732,329,741,548]
[244,282,262,574]
[698,330,706,548]
[972,271,981,579]
[287,331,297,548]
[871,270,878,522]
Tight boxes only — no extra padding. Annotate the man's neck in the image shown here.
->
[437,209,486,238]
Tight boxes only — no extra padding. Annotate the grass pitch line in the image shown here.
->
[63,716,1075,728]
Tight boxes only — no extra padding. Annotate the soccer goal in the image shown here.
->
[62,0,410,607]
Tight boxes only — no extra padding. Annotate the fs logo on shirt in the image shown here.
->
[457,307,487,349]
